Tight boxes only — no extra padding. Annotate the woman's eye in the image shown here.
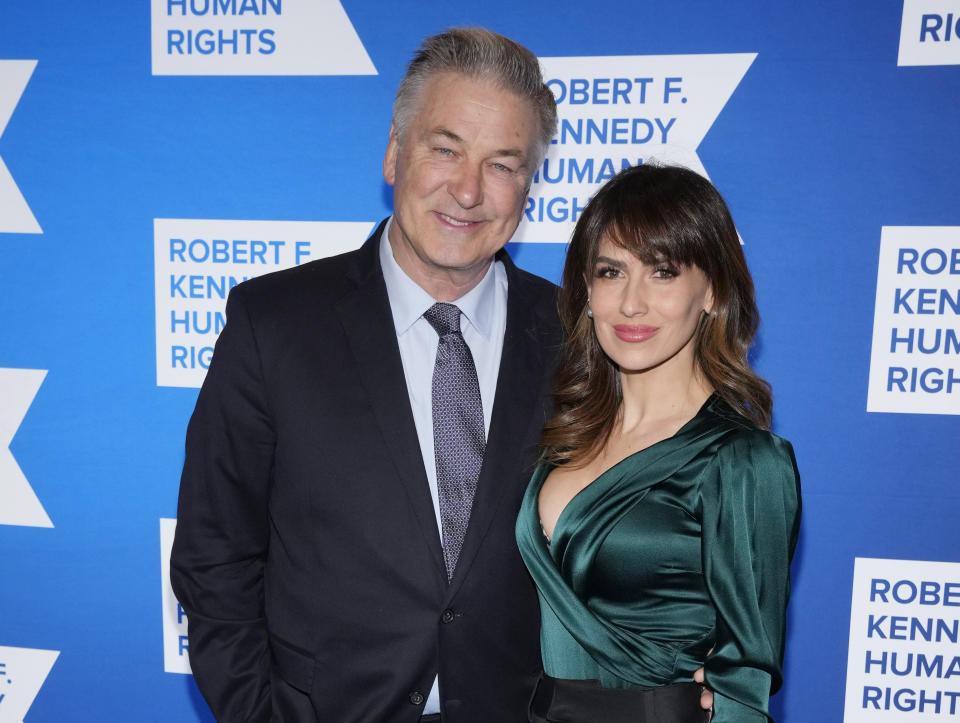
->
[594,266,620,279]
[653,265,679,279]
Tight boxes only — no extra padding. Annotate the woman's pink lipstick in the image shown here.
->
[614,325,659,342]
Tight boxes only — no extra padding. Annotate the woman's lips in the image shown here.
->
[613,325,659,342]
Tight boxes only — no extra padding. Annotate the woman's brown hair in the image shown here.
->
[540,164,772,466]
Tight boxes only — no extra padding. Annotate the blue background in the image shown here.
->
[1,1,958,720]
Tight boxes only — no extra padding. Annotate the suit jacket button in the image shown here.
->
[441,608,455,624]
[408,691,424,705]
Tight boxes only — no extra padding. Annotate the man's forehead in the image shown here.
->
[409,74,536,141]
[416,72,531,114]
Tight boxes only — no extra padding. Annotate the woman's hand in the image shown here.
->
[693,665,714,719]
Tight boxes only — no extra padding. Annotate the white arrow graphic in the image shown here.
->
[0,60,41,234]
[151,0,376,76]
[0,368,52,527]
[516,53,756,244]
[0,646,59,721]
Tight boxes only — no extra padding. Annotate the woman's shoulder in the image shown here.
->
[706,397,796,457]
[700,398,800,499]
[724,425,796,463]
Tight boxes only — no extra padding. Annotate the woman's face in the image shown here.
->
[587,235,713,378]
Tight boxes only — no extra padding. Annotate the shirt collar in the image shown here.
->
[379,217,499,339]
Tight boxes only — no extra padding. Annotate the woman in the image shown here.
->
[516,164,801,722]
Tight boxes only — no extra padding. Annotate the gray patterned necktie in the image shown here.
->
[423,302,486,581]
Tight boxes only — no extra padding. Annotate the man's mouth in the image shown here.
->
[436,212,479,227]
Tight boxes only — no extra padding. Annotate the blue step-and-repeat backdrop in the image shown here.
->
[2,1,959,720]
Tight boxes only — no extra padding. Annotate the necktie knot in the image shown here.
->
[423,302,462,338]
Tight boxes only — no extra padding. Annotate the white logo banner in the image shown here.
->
[867,227,960,415]
[844,557,960,720]
[154,218,374,388]
[515,52,756,244]
[899,0,960,66]
[151,0,376,75]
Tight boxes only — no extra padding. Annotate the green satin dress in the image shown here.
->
[516,396,801,722]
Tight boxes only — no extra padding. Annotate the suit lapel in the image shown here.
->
[446,255,550,598]
[336,224,446,582]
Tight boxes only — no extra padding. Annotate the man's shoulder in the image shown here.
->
[510,263,559,295]
[232,242,372,310]
[499,248,558,300]
[504,261,561,330]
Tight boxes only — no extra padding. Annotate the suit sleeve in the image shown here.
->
[170,285,277,722]
[700,431,802,722]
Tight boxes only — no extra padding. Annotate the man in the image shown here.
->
[172,28,563,722]
[172,28,715,723]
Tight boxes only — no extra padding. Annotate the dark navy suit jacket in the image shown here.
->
[171,221,563,722]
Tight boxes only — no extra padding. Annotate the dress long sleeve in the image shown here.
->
[700,430,801,722]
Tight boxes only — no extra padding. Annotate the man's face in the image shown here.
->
[383,72,541,295]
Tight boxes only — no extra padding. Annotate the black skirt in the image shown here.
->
[529,674,708,723]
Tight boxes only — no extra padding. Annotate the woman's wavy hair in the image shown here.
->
[540,163,772,466]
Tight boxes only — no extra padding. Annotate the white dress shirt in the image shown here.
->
[378,218,509,714]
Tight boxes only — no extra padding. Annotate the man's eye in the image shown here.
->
[492,162,514,173]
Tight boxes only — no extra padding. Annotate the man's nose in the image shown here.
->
[447,163,483,208]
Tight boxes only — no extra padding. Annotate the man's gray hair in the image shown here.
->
[392,27,558,165]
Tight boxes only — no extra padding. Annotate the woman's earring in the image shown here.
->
[586,308,593,318]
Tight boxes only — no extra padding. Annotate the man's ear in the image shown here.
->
[383,124,399,186]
